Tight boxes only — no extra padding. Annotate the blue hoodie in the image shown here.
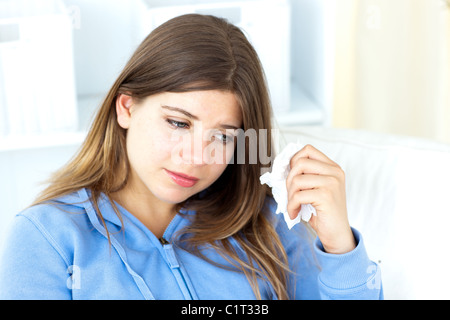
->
[0,188,382,300]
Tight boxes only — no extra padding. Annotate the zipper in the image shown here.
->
[161,240,198,300]
[158,218,199,301]
[159,237,170,245]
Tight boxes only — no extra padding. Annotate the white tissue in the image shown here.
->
[260,143,317,229]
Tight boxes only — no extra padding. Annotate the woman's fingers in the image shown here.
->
[290,144,338,168]
[283,145,354,254]
[285,144,346,220]
[286,188,319,219]
[286,157,338,189]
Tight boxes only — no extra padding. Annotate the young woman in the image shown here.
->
[0,14,382,300]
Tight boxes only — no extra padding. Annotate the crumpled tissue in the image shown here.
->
[260,142,317,229]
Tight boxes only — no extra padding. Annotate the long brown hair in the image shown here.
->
[34,14,290,299]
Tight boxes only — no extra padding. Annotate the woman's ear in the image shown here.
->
[116,94,134,129]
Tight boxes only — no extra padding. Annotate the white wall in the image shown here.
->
[61,0,147,129]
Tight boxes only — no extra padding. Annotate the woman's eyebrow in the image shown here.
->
[161,105,240,130]
[161,105,199,120]
[220,124,240,130]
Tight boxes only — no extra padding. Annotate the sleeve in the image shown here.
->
[0,214,72,299]
[275,215,383,300]
[313,228,383,300]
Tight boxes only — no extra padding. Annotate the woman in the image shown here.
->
[0,14,382,300]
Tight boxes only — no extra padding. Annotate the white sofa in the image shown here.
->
[278,126,450,300]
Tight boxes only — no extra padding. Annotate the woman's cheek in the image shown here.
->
[153,129,182,164]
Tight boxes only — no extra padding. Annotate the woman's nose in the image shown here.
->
[171,125,231,166]
[183,134,206,165]
[176,127,210,166]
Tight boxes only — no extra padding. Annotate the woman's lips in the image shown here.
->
[165,169,199,188]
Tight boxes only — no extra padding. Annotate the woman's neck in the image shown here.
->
[111,182,178,239]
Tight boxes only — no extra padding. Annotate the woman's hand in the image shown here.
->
[286,145,356,254]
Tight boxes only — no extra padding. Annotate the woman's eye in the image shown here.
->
[215,133,233,144]
[167,119,189,129]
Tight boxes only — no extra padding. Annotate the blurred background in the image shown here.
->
[0,0,449,243]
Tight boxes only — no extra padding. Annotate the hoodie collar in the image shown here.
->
[74,188,192,239]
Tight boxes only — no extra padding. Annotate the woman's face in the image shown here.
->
[117,90,243,205]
